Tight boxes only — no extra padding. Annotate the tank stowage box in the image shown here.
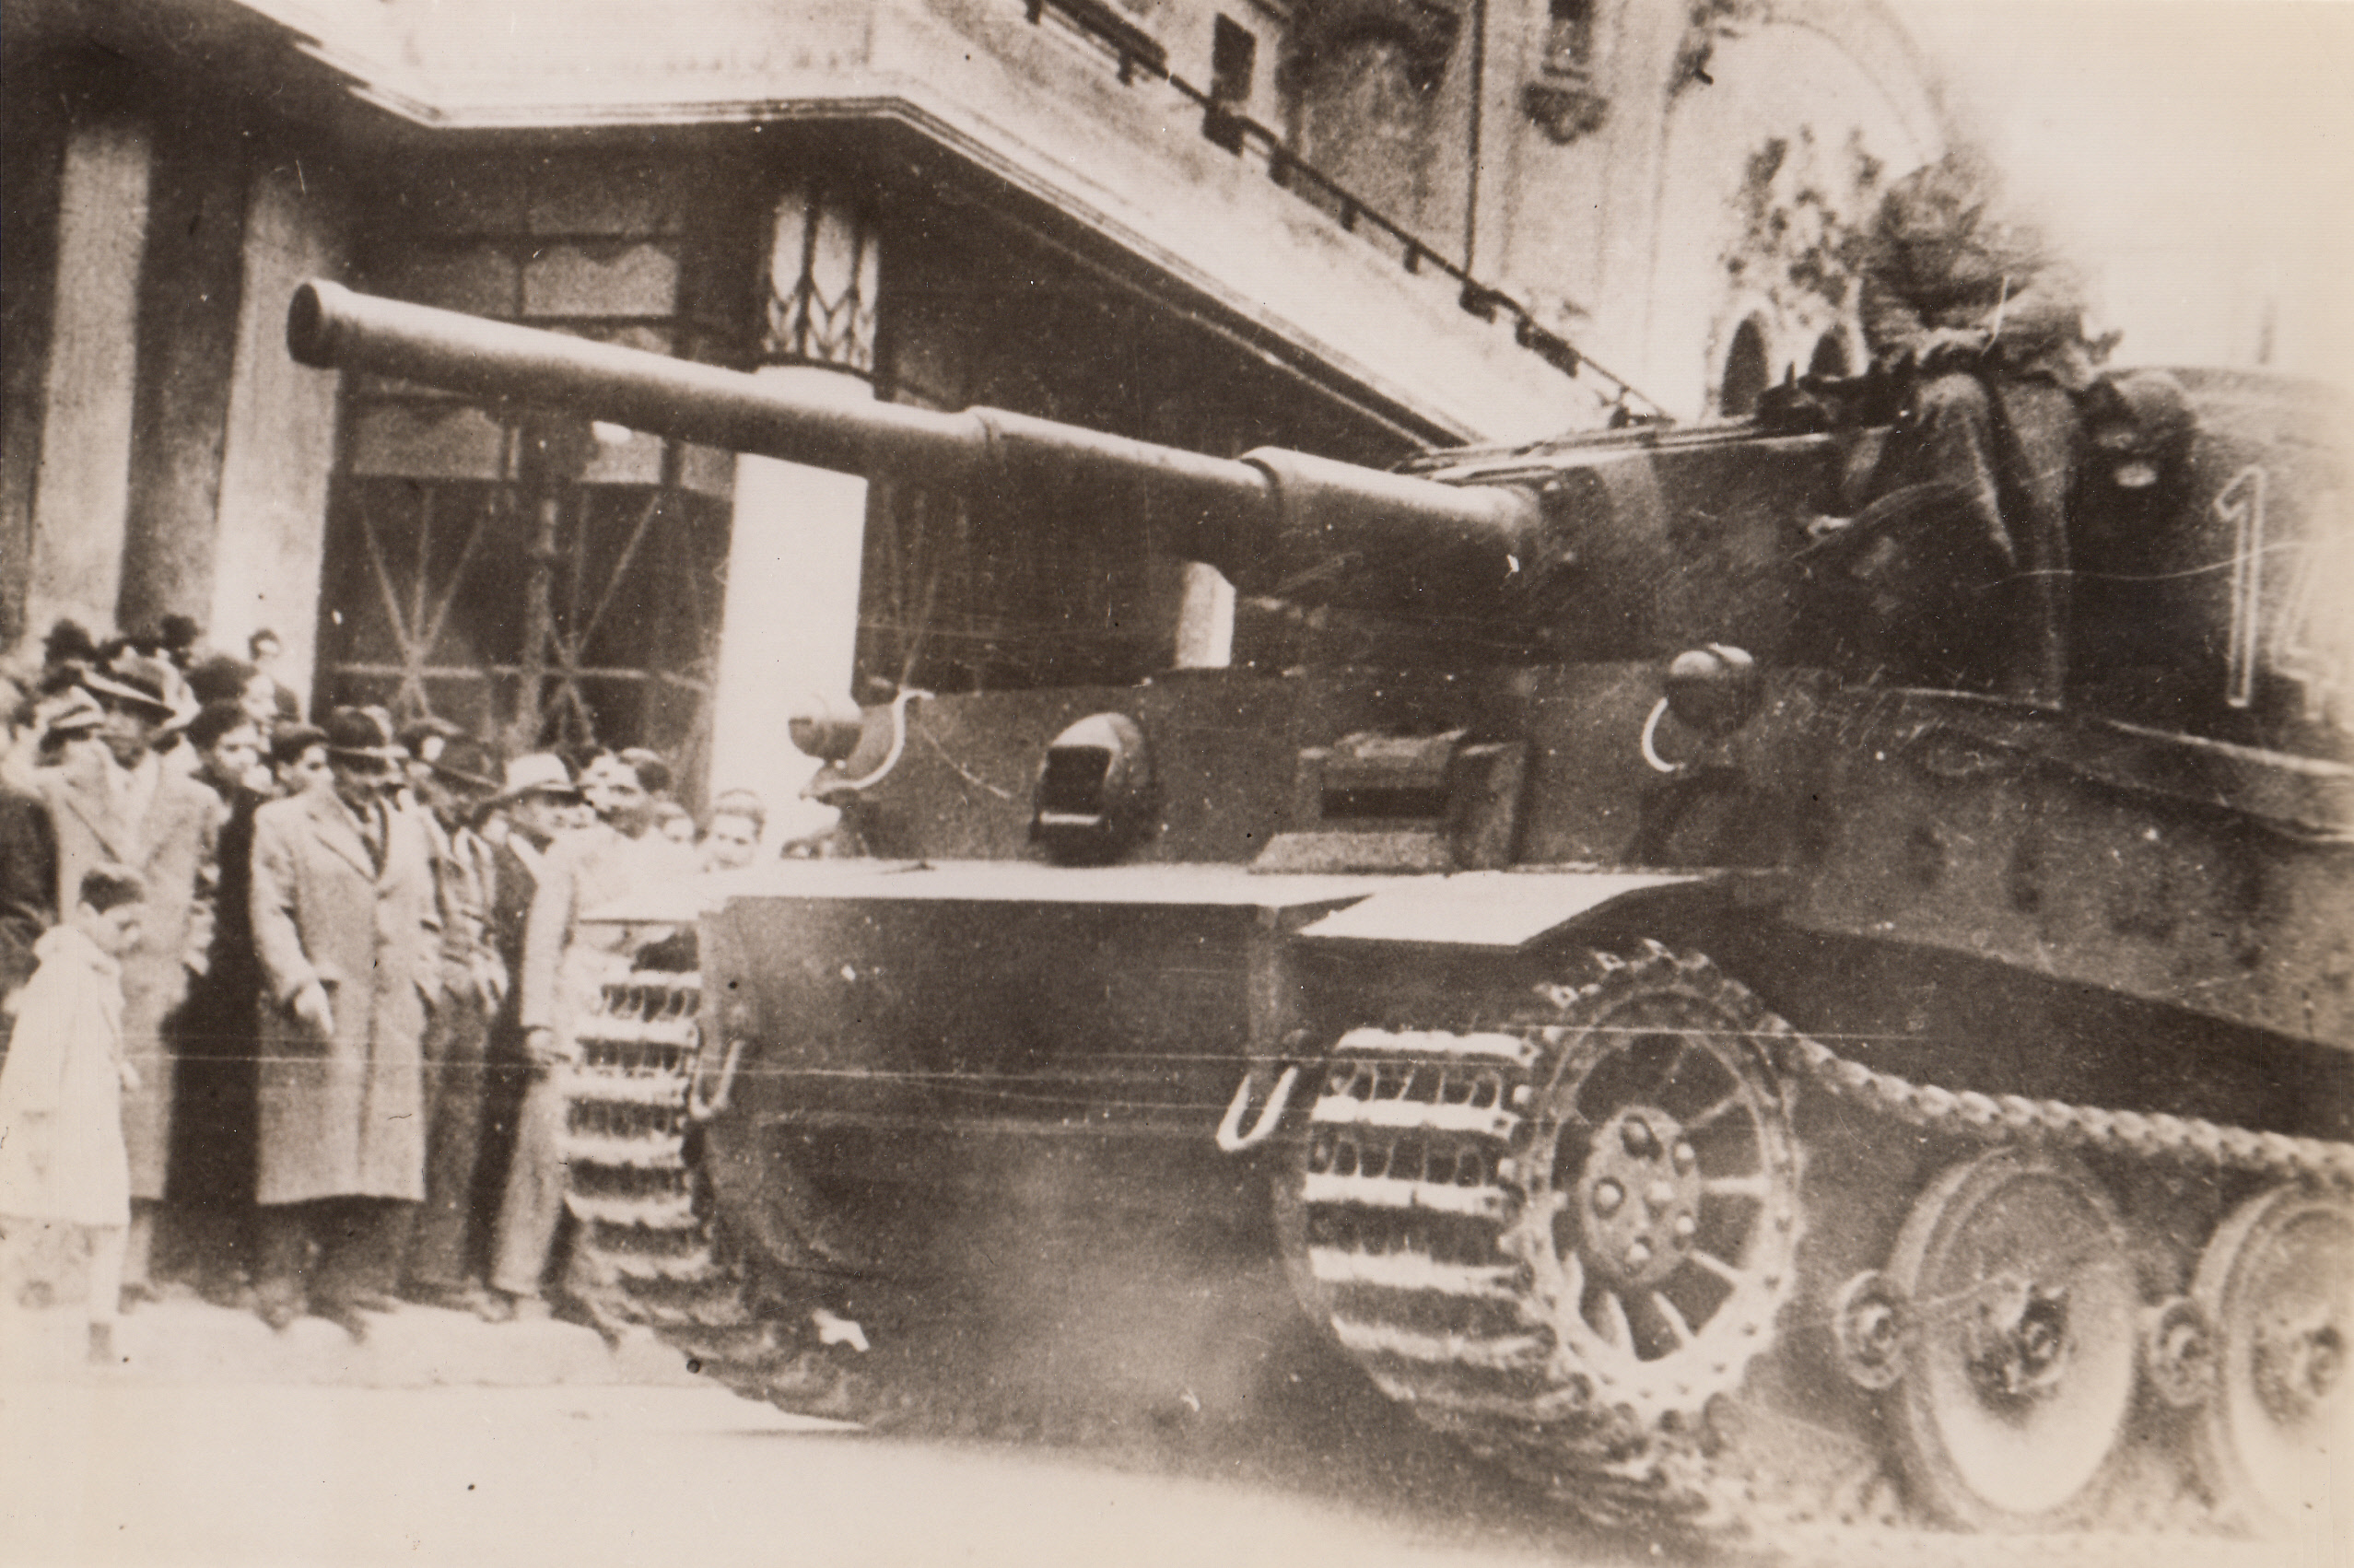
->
[293,280,2352,1553]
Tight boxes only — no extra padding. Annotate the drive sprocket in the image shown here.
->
[1278,942,1803,1523]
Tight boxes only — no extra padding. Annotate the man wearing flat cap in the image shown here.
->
[30,659,222,1305]
[247,707,439,1338]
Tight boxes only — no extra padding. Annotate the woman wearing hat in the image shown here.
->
[246,708,439,1337]
[29,661,224,1307]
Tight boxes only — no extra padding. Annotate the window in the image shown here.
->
[1720,316,1770,417]
[1288,1,1461,245]
[1212,15,1258,103]
[1809,331,1851,379]
[1546,0,1594,72]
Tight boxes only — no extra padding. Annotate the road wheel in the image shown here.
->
[1274,946,1804,1528]
[2189,1182,2353,1533]
[1884,1147,2138,1529]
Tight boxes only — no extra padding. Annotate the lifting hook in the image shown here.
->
[1639,696,1683,775]
[1216,1065,1301,1153]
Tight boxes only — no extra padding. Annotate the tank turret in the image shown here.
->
[287,280,2351,1558]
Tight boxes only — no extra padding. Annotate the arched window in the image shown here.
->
[1809,331,1851,379]
[1719,316,1770,416]
[1286,1,1460,242]
[1296,37,1432,223]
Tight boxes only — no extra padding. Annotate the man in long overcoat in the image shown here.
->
[35,661,221,1304]
[168,702,272,1303]
[396,729,508,1307]
[248,708,439,1337]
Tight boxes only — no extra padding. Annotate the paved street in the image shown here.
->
[0,1297,1633,1568]
[0,1379,1623,1568]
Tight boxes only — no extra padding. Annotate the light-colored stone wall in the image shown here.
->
[22,119,152,647]
[119,123,252,635]
[209,158,351,708]
[1491,0,1939,418]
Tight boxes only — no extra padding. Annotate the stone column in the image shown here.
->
[210,159,346,707]
[118,123,249,638]
[23,119,152,643]
[708,181,880,838]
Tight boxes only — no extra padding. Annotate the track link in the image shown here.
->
[1278,943,2354,1561]
[558,969,707,1321]
[556,965,916,1424]
[564,952,2348,1562]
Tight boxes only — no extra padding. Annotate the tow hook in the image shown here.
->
[1217,1065,1301,1153]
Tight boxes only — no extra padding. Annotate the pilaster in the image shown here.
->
[210,159,349,708]
[23,119,152,645]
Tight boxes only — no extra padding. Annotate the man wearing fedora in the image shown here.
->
[468,752,580,1298]
[30,656,222,1305]
[248,707,439,1338]
[397,726,510,1308]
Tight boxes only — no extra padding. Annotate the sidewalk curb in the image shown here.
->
[0,1295,701,1388]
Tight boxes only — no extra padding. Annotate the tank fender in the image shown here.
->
[1292,866,1786,948]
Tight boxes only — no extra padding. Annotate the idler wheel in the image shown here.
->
[1501,953,1801,1423]
[2140,1295,2216,1410]
[1883,1148,2137,1529]
[2189,1183,2354,1533]
[1831,1270,1910,1391]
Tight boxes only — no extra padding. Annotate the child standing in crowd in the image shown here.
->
[0,865,148,1364]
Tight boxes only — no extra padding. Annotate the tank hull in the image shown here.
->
[278,285,2353,1552]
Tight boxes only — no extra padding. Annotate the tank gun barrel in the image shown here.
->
[289,280,1542,611]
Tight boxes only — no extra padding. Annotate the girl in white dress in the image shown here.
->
[0,865,147,1364]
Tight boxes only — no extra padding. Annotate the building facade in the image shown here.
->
[4,0,1941,818]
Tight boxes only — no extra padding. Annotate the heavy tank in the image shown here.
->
[290,281,2352,1554]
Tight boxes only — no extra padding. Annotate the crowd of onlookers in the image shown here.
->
[0,617,773,1362]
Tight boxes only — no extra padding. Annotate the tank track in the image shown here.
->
[556,966,896,1422]
[564,954,2346,1562]
[556,968,707,1319]
[1282,942,2351,1561]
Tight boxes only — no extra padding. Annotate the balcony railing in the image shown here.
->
[1020,0,1665,419]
